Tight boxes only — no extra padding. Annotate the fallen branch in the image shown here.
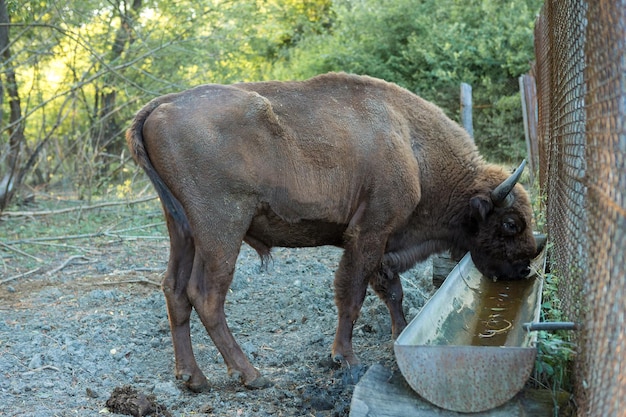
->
[0,266,42,284]
[25,365,61,373]
[104,222,165,234]
[15,240,95,252]
[47,255,91,276]
[133,267,166,272]
[111,277,162,286]
[79,275,162,287]
[4,232,106,244]
[0,241,43,262]
[1,195,158,217]
[103,234,167,241]
[4,228,167,245]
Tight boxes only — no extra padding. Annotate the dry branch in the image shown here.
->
[0,267,42,284]
[79,273,162,287]
[4,228,167,246]
[16,241,96,252]
[24,365,60,373]
[47,255,92,276]
[0,241,43,262]
[1,195,157,217]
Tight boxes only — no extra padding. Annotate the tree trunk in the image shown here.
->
[92,0,142,164]
[0,0,25,210]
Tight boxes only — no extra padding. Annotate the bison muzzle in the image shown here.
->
[126,72,537,391]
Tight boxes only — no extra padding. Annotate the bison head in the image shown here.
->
[466,160,537,280]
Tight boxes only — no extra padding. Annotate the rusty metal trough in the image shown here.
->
[394,242,546,413]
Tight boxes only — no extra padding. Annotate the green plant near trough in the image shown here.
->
[531,270,576,416]
[527,183,575,415]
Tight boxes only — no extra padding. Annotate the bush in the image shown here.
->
[272,0,543,162]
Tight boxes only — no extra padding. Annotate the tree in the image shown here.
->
[0,0,336,208]
[91,0,143,163]
[0,0,540,209]
[0,0,24,209]
[271,0,543,162]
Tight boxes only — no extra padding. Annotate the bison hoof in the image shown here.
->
[244,376,272,390]
[229,369,273,390]
[392,325,407,340]
[332,354,348,366]
[332,353,360,367]
[178,373,209,393]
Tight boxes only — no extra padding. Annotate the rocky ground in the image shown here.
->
[1,227,435,417]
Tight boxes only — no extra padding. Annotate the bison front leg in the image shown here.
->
[332,274,368,366]
[332,233,387,366]
[369,267,407,338]
[161,218,208,392]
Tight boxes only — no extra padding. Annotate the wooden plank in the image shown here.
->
[519,73,539,185]
[350,364,562,417]
[460,82,474,140]
[431,251,458,288]
[350,364,448,417]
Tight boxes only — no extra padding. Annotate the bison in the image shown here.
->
[126,72,537,391]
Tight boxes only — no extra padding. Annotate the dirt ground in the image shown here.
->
[0,201,435,416]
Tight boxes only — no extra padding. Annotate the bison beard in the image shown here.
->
[126,72,537,391]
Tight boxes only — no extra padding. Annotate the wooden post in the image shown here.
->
[432,252,458,288]
[460,82,474,141]
[519,74,538,185]
[431,83,475,286]
[351,364,570,417]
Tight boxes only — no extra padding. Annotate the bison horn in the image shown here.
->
[491,159,527,207]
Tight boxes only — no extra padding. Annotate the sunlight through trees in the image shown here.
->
[0,0,540,209]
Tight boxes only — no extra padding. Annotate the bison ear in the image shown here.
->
[470,195,493,222]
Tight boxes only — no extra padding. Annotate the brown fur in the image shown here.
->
[126,72,536,390]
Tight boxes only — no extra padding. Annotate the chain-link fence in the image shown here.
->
[532,0,625,415]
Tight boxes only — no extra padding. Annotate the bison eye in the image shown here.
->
[502,218,519,236]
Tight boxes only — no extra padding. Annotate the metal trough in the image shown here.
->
[394,245,545,413]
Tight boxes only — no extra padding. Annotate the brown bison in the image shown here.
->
[126,72,536,391]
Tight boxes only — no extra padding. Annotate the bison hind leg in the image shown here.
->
[187,242,272,390]
[161,216,209,392]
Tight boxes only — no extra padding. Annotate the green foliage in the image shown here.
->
[272,0,543,162]
[3,0,541,204]
[3,0,335,201]
[528,185,574,406]
[533,271,576,409]
[0,192,167,277]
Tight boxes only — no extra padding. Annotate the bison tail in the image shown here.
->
[126,102,191,234]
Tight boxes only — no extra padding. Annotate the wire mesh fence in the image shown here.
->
[533,0,625,415]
